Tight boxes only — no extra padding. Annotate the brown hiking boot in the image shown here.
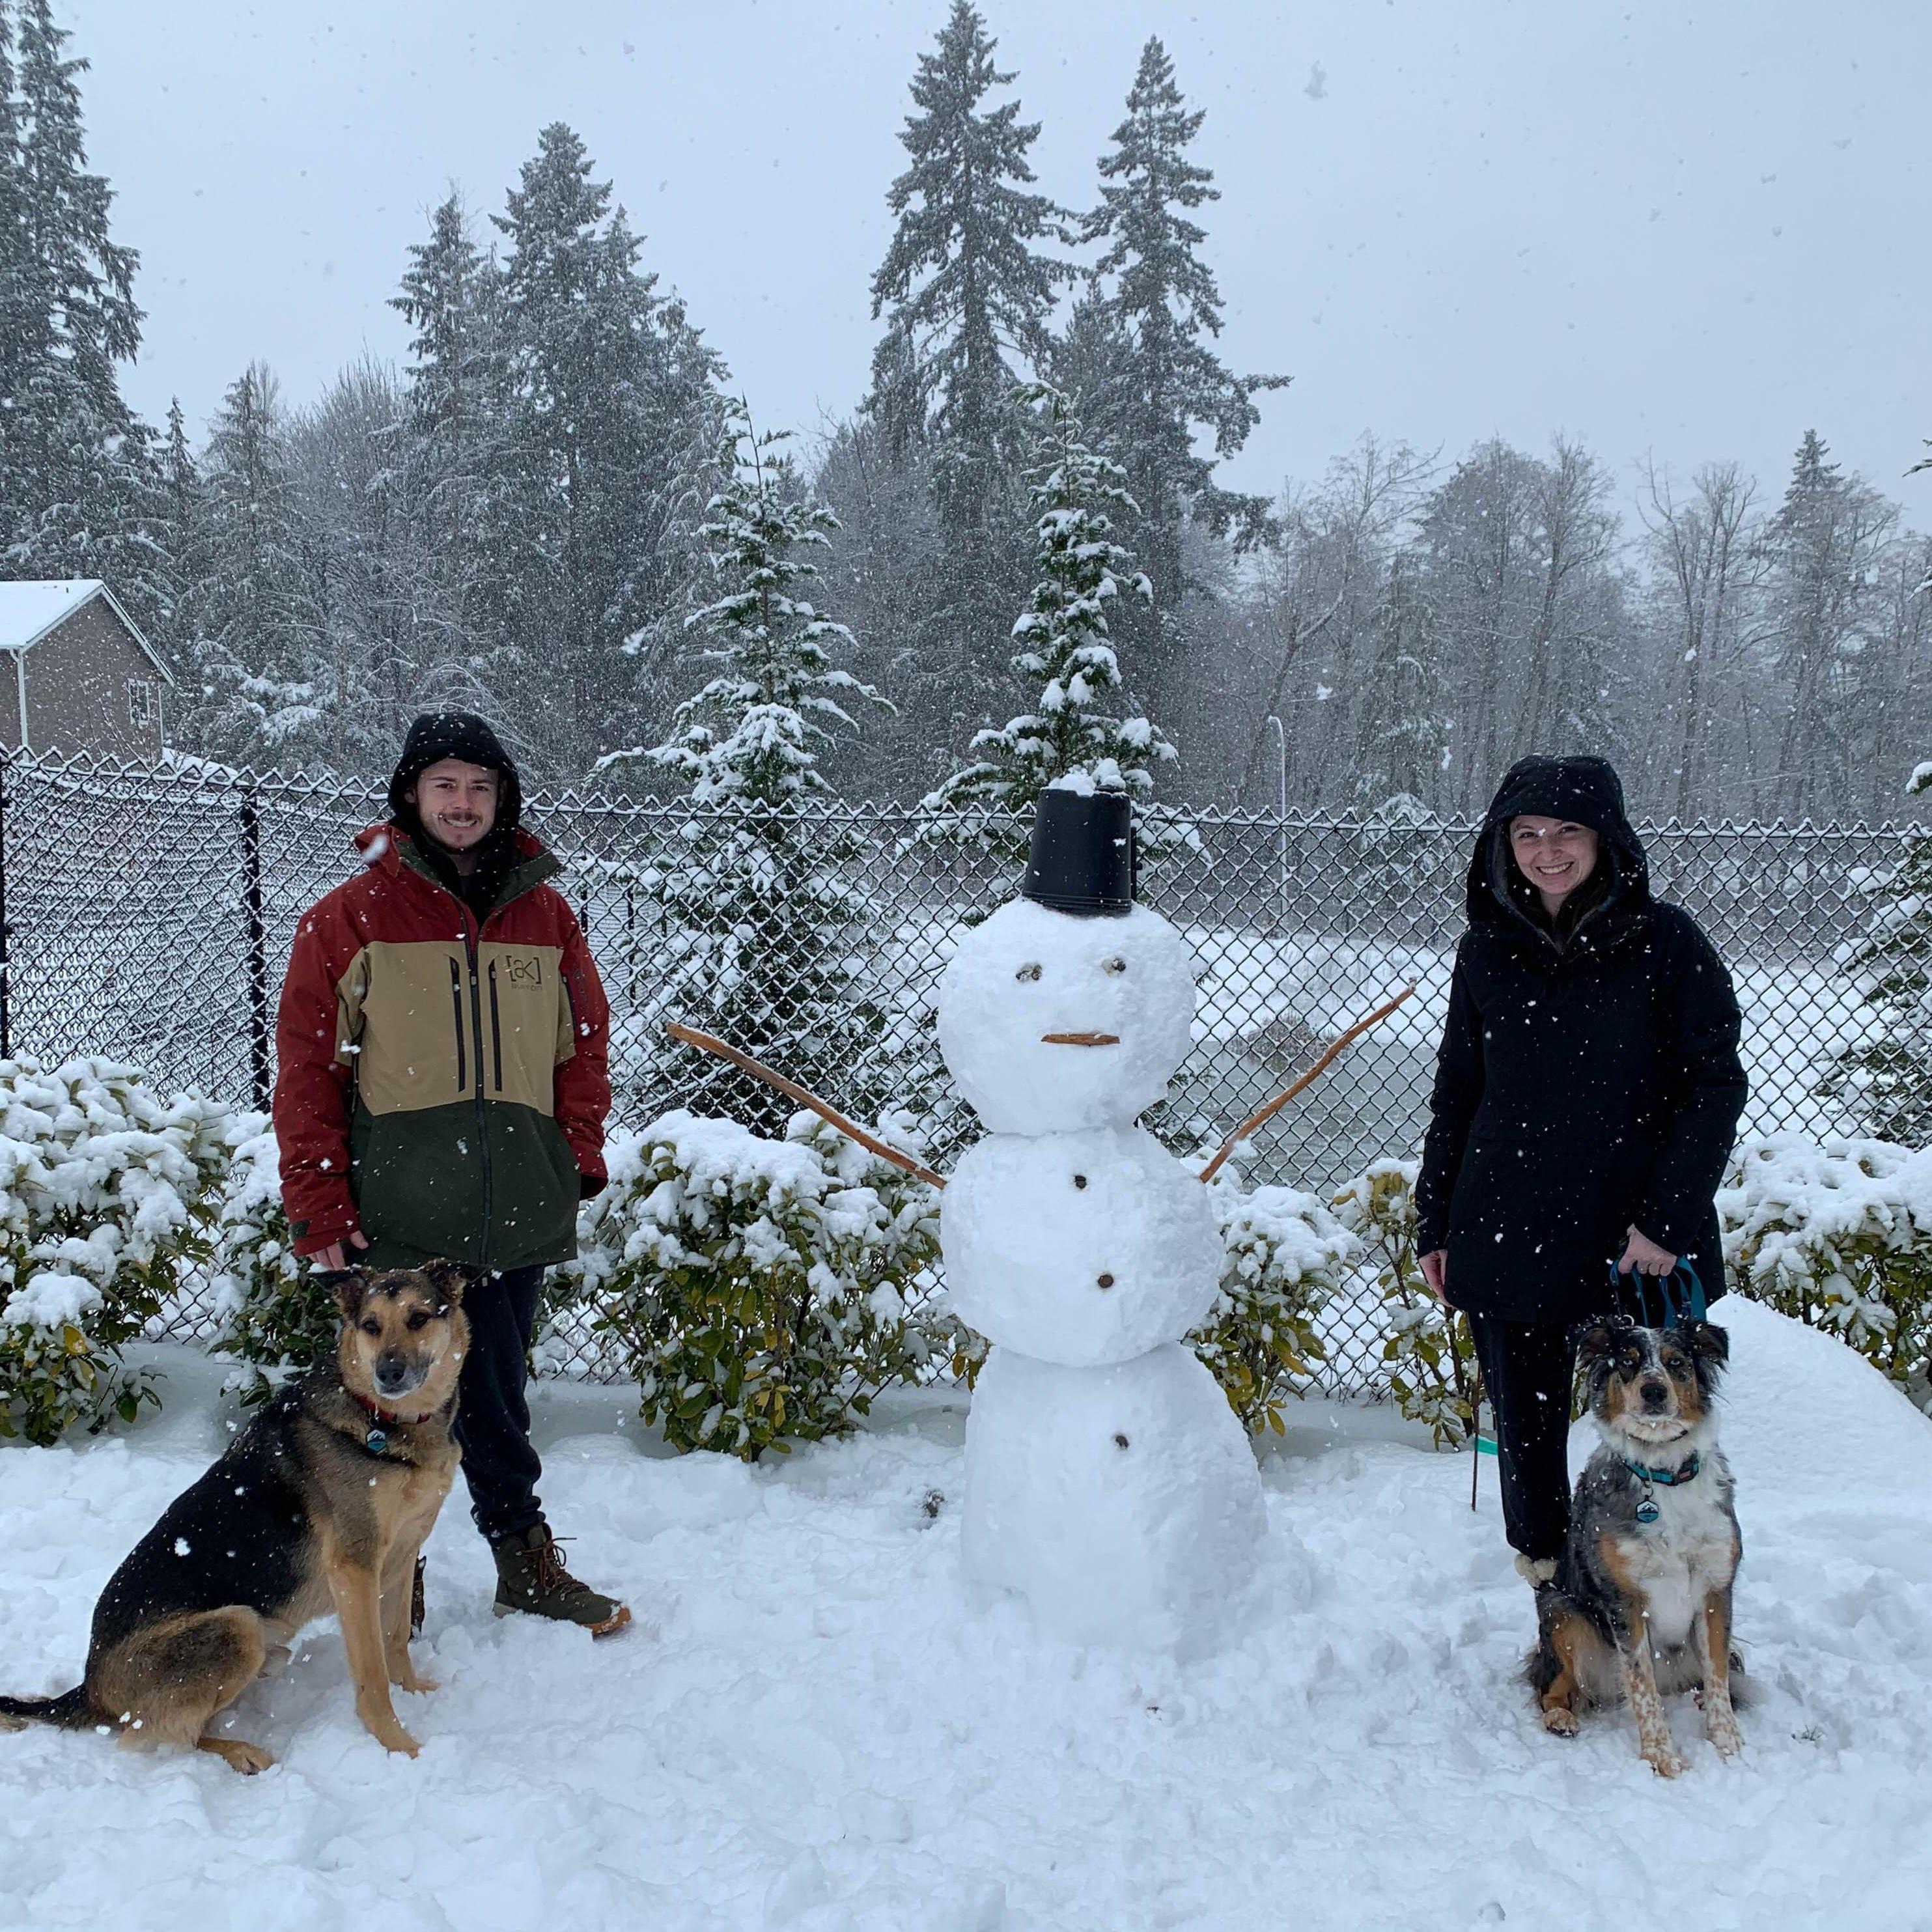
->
[490,1524,632,1637]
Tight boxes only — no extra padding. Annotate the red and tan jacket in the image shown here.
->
[274,823,611,1269]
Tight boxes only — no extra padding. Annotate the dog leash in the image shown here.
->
[1610,1257,1707,1328]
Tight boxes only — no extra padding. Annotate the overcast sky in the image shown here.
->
[61,0,1931,518]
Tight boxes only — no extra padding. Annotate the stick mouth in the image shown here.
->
[1039,1032,1120,1046]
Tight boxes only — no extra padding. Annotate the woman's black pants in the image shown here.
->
[452,1265,546,1545]
[1466,1313,1576,1563]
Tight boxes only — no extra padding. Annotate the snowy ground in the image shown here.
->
[3,1300,1930,1932]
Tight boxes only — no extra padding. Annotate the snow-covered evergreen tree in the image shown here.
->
[0,0,164,628]
[923,384,1173,847]
[1352,549,1448,809]
[1764,430,1896,818]
[1827,761,1932,1147]
[1081,36,1287,717]
[602,405,898,1133]
[481,123,723,777]
[867,0,1071,726]
[391,189,503,603]
[173,364,328,763]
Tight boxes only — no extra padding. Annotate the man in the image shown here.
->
[274,712,629,1635]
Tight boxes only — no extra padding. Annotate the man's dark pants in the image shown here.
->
[453,1265,546,1543]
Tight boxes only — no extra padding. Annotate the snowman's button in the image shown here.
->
[1113,1433,1130,1449]
[1097,1272,1115,1289]
[1072,1173,1088,1190]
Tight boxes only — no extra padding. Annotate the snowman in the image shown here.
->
[936,783,1265,1651]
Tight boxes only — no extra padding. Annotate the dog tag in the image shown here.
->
[1635,1496,1660,1525]
[367,1427,389,1456]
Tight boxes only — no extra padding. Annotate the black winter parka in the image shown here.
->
[1414,757,1747,1323]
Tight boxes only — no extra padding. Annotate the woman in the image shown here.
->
[1414,755,1747,1586]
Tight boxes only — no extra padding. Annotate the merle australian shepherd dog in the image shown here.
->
[1526,1314,1744,1777]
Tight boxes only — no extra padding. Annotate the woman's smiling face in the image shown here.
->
[1509,814,1599,912]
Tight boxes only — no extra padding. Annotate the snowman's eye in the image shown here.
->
[1015,962,1041,983]
[1102,957,1127,976]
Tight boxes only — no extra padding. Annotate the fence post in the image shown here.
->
[0,749,10,1062]
[239,779,270,1110]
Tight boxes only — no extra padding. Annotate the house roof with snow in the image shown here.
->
[0,579,174,683]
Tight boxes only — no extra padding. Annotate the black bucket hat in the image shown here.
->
[1020,787,1137,916]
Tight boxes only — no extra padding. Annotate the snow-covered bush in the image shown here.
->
[571,1108,944,1459]
[1333,1160,1479,1449]
[0,1059,232,1444]
[1191,1177,1358,1435]
[207,1123,339,1403]
[1722,1134,1932,1410]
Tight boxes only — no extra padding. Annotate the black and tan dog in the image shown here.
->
[1526,1315,1744,1778]
[0,1261,468,1773]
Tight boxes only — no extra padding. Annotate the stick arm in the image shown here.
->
[1197,985,1417,1184]
[665,1022,947,1190]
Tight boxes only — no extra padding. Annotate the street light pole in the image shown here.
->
[1267,714,1288,928]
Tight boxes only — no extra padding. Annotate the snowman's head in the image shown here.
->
[936,898,1197,1135]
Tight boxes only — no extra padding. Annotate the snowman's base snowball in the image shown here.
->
[962,1343,1265,1655]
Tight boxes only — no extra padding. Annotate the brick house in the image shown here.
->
[0,579,174,758]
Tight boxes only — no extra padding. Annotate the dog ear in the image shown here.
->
[315,1268,367,1319]
[418,1257,472,1309]
[1573,1317,1626,1372]
[1678,1319,1729,1370]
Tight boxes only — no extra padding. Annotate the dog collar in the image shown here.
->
[1625,1451,1700,1487]
[348,1390,406,1457]
[1625,1450,1700,1524]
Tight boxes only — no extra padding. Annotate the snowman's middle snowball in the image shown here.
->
[944,1126,1224,1366]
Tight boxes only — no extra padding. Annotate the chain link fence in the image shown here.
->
[2,748,1915,1395]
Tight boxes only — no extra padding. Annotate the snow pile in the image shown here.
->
[1720,1134,1932,1404]
[1,1300,1929,1929]
[570,1110,942,1457]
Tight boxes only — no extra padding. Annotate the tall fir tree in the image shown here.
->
[481,123,722,777]
[174,364,328,763]
[0,0,162,626]
[382,189,508,728]
[867,1,1071,734]
[923,384,1173,847]
[606,404,896,1132]
[1827,759,1932,1145]
[1082,36,1287,723]
[1764,430,1895,817]
[391,189,501,565]
[1351,549,1448,809]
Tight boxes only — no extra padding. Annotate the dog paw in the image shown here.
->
[229,1742,275,1776]
[392,1666,440,1696]
[1707,1716,1744,1759]
[1644,1746,1688,1779]
[381,1728,421,1759]
[1539,1706,1580,1737]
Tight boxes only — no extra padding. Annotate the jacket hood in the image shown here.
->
[1466,755,1649,934]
